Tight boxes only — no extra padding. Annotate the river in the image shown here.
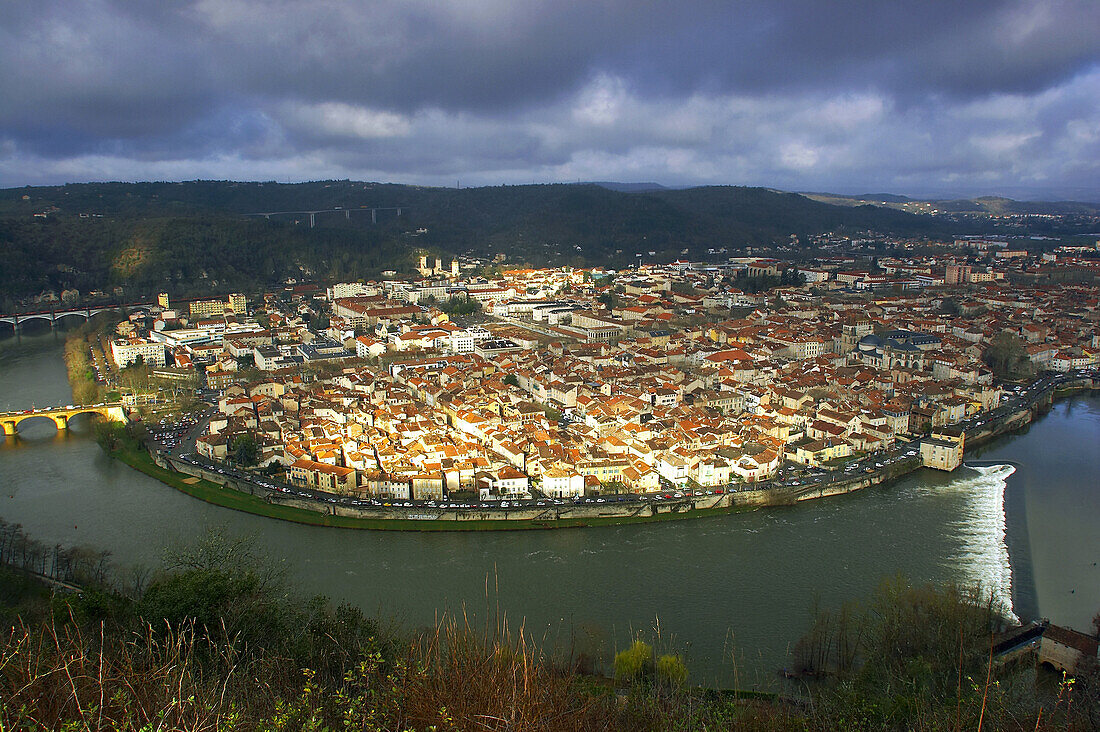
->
[1,328,1097,687]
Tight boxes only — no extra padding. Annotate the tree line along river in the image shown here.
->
[1,326,1097,688]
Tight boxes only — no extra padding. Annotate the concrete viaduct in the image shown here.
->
[1,403,128,436]
[243,206,405,228]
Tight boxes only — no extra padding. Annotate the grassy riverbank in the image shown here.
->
[116,446,755,531]
[62,330,102,405]
[117,446,421,530]
[104,375,1097,532]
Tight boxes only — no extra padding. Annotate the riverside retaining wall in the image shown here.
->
[146,375,1097,528]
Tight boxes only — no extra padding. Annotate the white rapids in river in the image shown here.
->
[940,464,1019,623]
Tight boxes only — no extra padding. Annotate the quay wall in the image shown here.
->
[146,376,1098,530]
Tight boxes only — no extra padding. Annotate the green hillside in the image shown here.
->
[0,180,1012,302]
[0,215,406,307]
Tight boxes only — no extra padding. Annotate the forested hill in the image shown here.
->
[2,181,970,303]
[1,180,946,233]
[0,215,399,307]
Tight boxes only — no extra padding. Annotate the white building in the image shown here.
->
[540,467,585,498]
[447,331,476,354]
[655,452,690,487]
[355,336,387,359]
[149,321,264,349]
[327,282,379,300]
[466,325,492,342]
[110,337,167,368]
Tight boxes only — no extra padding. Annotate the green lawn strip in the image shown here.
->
[113,448,357,527]
[112,447,757,531]
[119,381,1095,533]
[100,380,1097,532]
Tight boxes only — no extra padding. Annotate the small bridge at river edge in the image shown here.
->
[1,403,128,436]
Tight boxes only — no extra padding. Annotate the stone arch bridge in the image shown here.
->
[1,403,128,436]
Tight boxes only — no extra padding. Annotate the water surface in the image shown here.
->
[2,330,1097,686]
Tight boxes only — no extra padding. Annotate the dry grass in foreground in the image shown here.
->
[0,605,802,731]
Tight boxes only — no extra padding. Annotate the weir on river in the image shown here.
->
[1,329,1097,688]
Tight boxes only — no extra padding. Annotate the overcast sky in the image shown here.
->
[2,0,1098,199]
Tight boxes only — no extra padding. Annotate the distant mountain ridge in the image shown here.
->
[856,193,911,203]
[5,179,1094,221]
[591,182,670,192]
[803,191,1099,215]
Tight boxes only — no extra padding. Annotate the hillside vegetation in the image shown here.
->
[1,524,1097,730]
[0,214,406,306]
[2,181,970,302]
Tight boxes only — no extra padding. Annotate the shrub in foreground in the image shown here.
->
[614,639,653,681]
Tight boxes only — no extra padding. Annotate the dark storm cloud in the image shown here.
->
[1,0,1097,198]
[179,0,1099,109]
[0,2,218,142]
[653,0,1099,99]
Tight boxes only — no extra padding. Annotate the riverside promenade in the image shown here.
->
[142,371,1098,530]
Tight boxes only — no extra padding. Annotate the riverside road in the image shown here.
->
[151,369,1098,522]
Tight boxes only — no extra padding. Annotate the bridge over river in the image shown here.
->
[0,303,153,332]
[1,403,127,436]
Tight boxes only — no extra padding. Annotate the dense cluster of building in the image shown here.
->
[109,241,1099,501]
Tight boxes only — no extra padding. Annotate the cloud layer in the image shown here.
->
[2,0,1098,198]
